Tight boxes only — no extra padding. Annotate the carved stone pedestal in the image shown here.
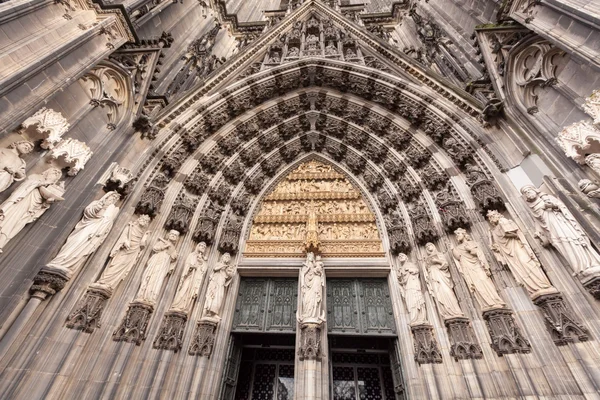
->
[298,322,322,361]
[444,317,483,361]
[65,285,111,333]
[113,301,154,345]
[581,275,600,300]
[189,319,218,357]
[153,310,188,352]
[30,268,69,300]
[482,308,531,356]
[532,293,589,345]
[410,323,442,364]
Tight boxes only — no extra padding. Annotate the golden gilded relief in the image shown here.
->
[244,160,384,258]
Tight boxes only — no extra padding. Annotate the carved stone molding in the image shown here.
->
[188,319,218,357]
[410,323,443,364]
[21,107,70,149]
[298,322,322,361]
[65,286,111,333]
[482,308,531,356]
[444,317,483,361]
[30,269,69,301]
[48,138,93,176]
[113,301,154,345]
[135,173,170,218]
[165,193,196,234]
[153,310,188,352]
[532,293,589,346]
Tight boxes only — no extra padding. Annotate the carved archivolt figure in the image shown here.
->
[0,167,64,253]
[0,141,34,194]
[202,252,236,320]
[46,191,121,278]
[135,230,179,305]
[423,242,464,320]
[170,242,208,313]
[397,253,427,325]
[487,210,556,297]
[521,186,600,278]
[452,229,506,311]
[92,214,151,292]
[299,252,325,323]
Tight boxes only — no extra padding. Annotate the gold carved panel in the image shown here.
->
[244,160,384,257]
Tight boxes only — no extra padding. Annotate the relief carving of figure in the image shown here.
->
[92,214,151,292]
[0,141,34,194]
[135,230,179,305]
[423,242,464,320]
[397,253,427,325]
[299,252,325,323]
[0,167,64,253]
[46,191,121,278]
[521,186,600,278]
[452,229,506,311]
[202,252,236,320]
[325,41,338,55]
[487,210,556,297]
[170,242,209,313]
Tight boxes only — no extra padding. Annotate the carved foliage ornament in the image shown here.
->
[48,138,93,176]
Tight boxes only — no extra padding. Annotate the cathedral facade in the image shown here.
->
[0,0,599,398]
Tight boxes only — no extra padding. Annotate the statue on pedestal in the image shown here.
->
[299,252,325,323]
[202,252,236,321]
[452,229,506,311]
[135,230,179,305]
[521,186,600,278]
[170,242,208,313]
[397,253,427,325]
[487,210,556,298]
[0,167,64,252]
[0,140,34,194]
[92,214,151,293]
[46,192,121,278]
[423,242,464,320]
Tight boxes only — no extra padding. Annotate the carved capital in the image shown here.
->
[30,269,69,300]
[410,323,442,364]
[113,301,154,345]
[444,317,483,361]
[298,322,322,361]
[482,308,531,356]
[65,285,111,333]
[189,320,218,357]
[153,310,188,352]
[533,293,589,345]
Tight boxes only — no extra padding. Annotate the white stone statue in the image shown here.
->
[170,242,209,313]
[135,230,179,305]
[487,210,557,298]
[46,191,121,278]
[579,179,600,198]
[423,243,464,320]
[202,252,236,321]
[521,185,600,278]
[585,154,600,175]
[0,141,34,193]
[91,214,151,292]
[452,229,506,311]
[397,253,427,325]
[0,167,65,253]
[299,252,325,323]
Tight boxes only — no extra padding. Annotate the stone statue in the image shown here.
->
[202,252,236,320]
[452,229,506,311]
[521,186,600,278]
[325,41,337,55]
[92,214,151,292]
[487,210,556,297]
[423,242,464,320]
[299,252,325,323]
[0,167,64,253]
[135,230,179,305]
[579,179,600,198]
[170,242,209,313]
[0,140,34,194]
[397,253,427,325]
[46,191,121,278]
